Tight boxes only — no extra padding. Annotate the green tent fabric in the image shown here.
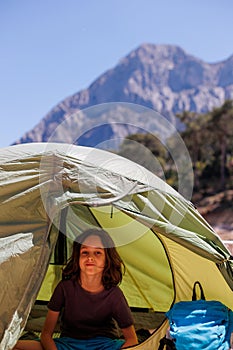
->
[0,143,233,350]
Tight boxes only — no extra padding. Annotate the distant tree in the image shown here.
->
[205,100,233,191]
[176,111,210,191]
[118,133,168,178]
[177,100,233,193]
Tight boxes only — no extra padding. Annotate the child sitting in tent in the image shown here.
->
[13,228,138,350]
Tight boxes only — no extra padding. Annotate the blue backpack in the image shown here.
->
[164,281,233,350]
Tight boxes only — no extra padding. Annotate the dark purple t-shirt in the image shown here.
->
[48,279,134,339]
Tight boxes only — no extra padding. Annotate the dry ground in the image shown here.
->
[194,190,233,254]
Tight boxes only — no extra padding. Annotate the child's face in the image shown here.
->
[79,235,106,277]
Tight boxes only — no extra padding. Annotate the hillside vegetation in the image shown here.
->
[117,100,233,251]
[118,99,233,195]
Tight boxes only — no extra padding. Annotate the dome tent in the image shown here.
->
[0,143,232,350]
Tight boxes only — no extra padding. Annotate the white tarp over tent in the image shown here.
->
[0,143,232,350]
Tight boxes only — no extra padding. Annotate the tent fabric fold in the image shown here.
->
[0,143,232,350]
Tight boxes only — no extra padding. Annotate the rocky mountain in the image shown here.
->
[15,43,233,147]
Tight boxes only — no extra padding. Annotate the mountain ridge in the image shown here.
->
[15,43,233,145]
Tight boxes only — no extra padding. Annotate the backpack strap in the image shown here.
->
[192,281,206,301]
[158,336,176,350]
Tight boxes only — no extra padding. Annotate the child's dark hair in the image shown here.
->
[62,228,125,289]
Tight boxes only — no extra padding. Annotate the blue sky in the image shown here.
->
[1,0,233,148]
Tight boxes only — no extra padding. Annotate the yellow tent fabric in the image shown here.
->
[0,143,232,350]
